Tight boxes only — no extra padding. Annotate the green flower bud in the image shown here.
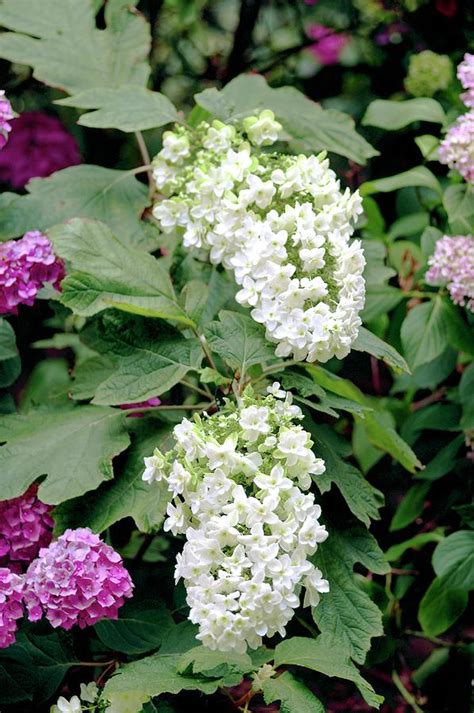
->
[404,50,453,97]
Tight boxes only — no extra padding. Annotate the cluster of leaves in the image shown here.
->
[0,1,472,712]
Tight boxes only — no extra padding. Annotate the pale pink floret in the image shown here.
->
[0,568,24,649]
[438,110,474,184]
[23,528,134,630]
[0,231,64,314]
[426,234,474,312]
[0,91,14,149]
[0,485,54,572]
[458,52,474,108]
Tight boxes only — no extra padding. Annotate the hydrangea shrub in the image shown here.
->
[0,3,472,712]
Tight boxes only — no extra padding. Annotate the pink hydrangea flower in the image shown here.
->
[458,53,474,108]
[23,528,134,630]
[425,234,474,312]
[306,24,349,66]
[0,568,24,649]
[0,231,64,314]
[0,111,80,188]
[120,396,161,417]
[0,485,54,572]
[438,110,474,184]
[0,91,14,149]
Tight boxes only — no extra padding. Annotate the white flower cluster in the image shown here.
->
[143,384,329,653]
[51,683,149,713]
[152,112,365,362]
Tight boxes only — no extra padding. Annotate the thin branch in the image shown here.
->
[135,130,153,197]
[121,402,213,414]
[226,0,263,79]
[180,379,212,398]
[410,387,447,412]
[392,670,424,713]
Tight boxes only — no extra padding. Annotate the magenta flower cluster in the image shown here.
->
[0,111,80,188]
[426,234,474,312]
[24,528,134,630]
[0,91,14,150]
[0,485,54,573]
[439,54,474,184]
[306,24,350,66]
[0,231,64,314]
[0,568,24,649]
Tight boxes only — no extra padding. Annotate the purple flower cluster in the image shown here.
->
[306,24,350,66]
[426,234,474,312]
[0,231,64,314]
[0,91,14,150]
[0,568,24,649]
[0,486,54,573]
[439,54,474,184]
[24,528,134,630]
[458,53,474,108]
[0,111,80,188]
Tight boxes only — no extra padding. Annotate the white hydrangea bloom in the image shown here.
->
[51,696,82,713]
[143,386,329,653]
[152,113,365,363]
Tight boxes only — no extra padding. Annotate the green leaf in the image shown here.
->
[57,86,180,132]
[0,405,130,504]
[95,599,174,655]
[390,483,430,532]
[205,310,278,373]
[312,525,388,665]
[313,426,384,525]
[103,653,223,698]
[274,635,383,708]
[79,313,202,405]
[361,167,442,198]
[416,435,464,482]
[0,625,78,702]
[443,184,474,234]
[0,0,150,94]
[178,646,253,687]
[353,327,410,374]
[361,241,403,322]
[385,530,445,562]
[0,318,20,388]
[307,366,422,473]
[414,134,440,161]
[49,219,193,325]
[0,165,149,246]
[460,363,474,430]
[262,671,324,713]
[420,226,443,260]
[418,577,468,637]
[432,531,474,590]
[195,74,378,164]
[53,421,174,533]
[401,298,452,369]
[362,99,446,130]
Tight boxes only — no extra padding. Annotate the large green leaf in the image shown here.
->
[418,578,468,637]
[262,671,324,713]
[432,531,474,590]
[312,525,389,665]
[53,421,174,533]
[362,98,446,130]
[353,327,410,374]
[313,425,384,525]
[79,313,203,405]
[390,482,430,532]
[205,310,278,374]
[177,646,253,686]
[274,635,383,708]
[195,74,378,164]
[307,366,422,473]
[0,318,20,388]
[95,599,174,655]
[0,165,149,246]
[0,405,130,504]
[460,363,474,430]
[49,219,193,325]
[361,167,442,198]
[401,298,452,370]
[443,184,474,234]
[57,86,180,132]
[361,241,403,322]
[0,626,78,703]
[0,0,150,94]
